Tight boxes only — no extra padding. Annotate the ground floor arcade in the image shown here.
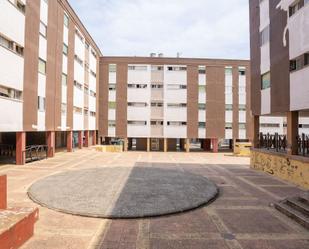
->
[0,130,98,165]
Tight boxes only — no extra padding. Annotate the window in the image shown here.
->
[239,68,246,76]
[16,0,26,13]
[85,43,90,50]
[109,84,116,91]
[74,81,83,90]
[167,84,187,90]
[305,53,309,66]
[84,108,89,115]
[0,35,13,50]
[38,58,46,74]
[151,120,164,126]
[290,52,309,72]
[61,103,67,114]
[109,64,116,72]
[199,85,206,92]
[84,86,89,95]
[225,104,233,111]
[108,121,116,127]
[39,22,47,37]
[198,122,206,128]
[90,70,96,77]
[64,13,69,27]
[151,84,163,89]
[151,102,163,107]
[151,66,164,71]
[62,74,67,86]
[239,104,246,111]
[128,84,147,89]
[128,65,148,71]
[90,111,96,117]
[128,102,148,107]
[239,123,246,129]
[261,72,270,89]
[225,67,233,75]
[198,104,206,110]
[167,121,187,126]
[38,96,46,112]
[0,85,22,100]
[167,66,187,71]
[73,106,83,114]
[198,66,206,74]
[63,44,68,55]
[260,25,270,46]
[260,123,280,128]
[128,121,147,125]
[108,101,116,109]
[90,90,96,97]
[225,123,233,130]
[289,0,308,17]
[74,55,83,65]
[167,103,187,108]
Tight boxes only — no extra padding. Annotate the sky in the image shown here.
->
[69,0,250,59]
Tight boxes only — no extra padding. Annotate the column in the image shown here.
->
[287,111,299,155]
[123,138,128,152]
[212,138,218,153]
[67,131,73,152]
[46,131,55,158]
[164,138,168,152]
[253,115,260,148]
[204,139,211,151]
[186,138,190,153]
[78,131,83,149]
[16,132,26,165]
[128,138,133,150]
[147,138,150,152]
[93,131,97,145]
[0,175,7,209]
[84,131,89,147]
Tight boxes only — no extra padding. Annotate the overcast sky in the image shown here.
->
[69,0,250,59]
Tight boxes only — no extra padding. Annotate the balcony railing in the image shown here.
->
[297,134,309,157]
[259,133,287,153]
[258,132,309,157]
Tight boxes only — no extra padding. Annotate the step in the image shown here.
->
[275,202,309,230]
[0,207,39,249]
[286,198,309,217]
[299,195,309,206]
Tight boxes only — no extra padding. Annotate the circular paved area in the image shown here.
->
[28,167,218,218]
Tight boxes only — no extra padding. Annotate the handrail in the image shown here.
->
[22,145,50,163]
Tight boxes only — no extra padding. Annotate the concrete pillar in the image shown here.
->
[16,132,26,165]
[253,115,260,148]
[78,131,83,149]
[0,175,7,209]
[67,131,73,152]
[164,138,168,152]
[84,131,89,147]
[287,111,299,155]
[212,138,219,153]
[147,138,150,152]
[186,138,190,153]
[123,138,128,152]
[204,139,211,151]
[93,131,97,145]
[46,131,55,158]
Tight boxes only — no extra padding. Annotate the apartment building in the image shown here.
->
[0,0,101,165]
[249,0,309,187]
[99,56,252,152]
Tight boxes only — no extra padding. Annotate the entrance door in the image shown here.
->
[151,138,160,151]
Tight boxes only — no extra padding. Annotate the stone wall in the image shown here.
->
[251,149,309,189]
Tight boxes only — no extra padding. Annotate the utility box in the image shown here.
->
[234,140,252,157]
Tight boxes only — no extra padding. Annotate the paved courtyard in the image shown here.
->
[0,149,308,249]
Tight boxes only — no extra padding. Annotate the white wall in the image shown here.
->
[290,67,309,111]
[164,126,187,139]
[198,128,206,139]
[0,98,23,131]
[89,74,96,92]
[109,72,116,84]
[199,110,206,122]
[0,1,25,46]
[74,61,84,84]
[239,111,246,123]
[164,66,187,84]
[225,111,233,123]
[38,74,46,97]
[73,114,84,130]
[37,111,46,131]
[288,4,309,59]
[89,96,96,112]
[74,32,85,61]
[40,0,48,25]
[261,88,271,115]
[127,107,150,121]
[128,124,150,138]
[225,129,233,140]
[128,65,151,83]
[73,87,84,108]
[0,47,24,90]
[108,127,116,137]
[259,0,270,31]
[89,116,96,130]
[39,36,47,61]
[108,109,116,121]
[165,108,187,122]
[260,42,270,74]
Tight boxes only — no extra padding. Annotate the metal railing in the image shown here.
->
[259,132,287,152]
[23,145,49,163]
[0,144,15,157]
[297,133,309,157]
